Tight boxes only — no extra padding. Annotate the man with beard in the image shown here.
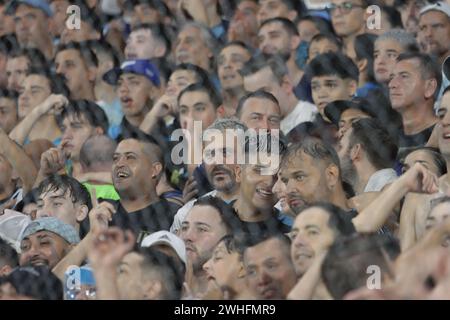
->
[180,196,236,299]
[171,119,245,234]
[337,118,398,195]
[19,217,80,269]
[257,18,303,86]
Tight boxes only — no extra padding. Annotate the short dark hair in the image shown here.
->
[402,146,447,176]
[236,89,280,118]
[354,33,378,83]
[0,238,18,269]
[37,174,92,210]
[138,247,185,300]
[0,89,18,100]
[56,99,109,134]
[381,6,402,29]
[296,15,336,37]
[306,52,359,81]
[237,229,292,258]
[259,0,307,17]
[86,39,120,68]
[79,135,117,169]
[178,82,222,109]
[8,47,49,70]
[131,23,171,56]
[349,118,398,169]
[55,41,98,67]
[240,54,289,84]
[396,52,442,100]
[221,41,254,56]
[309,33,343,51]
[26,67,70,97]
[259,17,299,36]
[172,63,211,87]
[322,233,400,299]
[282,137,341,172]
[192,196,241,234]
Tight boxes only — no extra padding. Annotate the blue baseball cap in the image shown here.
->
[103,59,161,87]
[6,0,53,17]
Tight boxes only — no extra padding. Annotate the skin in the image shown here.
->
[125,29,164,60]
[180,205,229,271]
[403,150,441,176]
[19,230,71,269]
[418,10,450,60]
[307,38,340,63]
[329,0,366,38]
[257,0,296,25]
[228,0,259,44]
[116,252,147,299]
[35,188,88,229]
[14,4,51,52]
[60,19,99,44]
[18,75,51,119]
[311,75,357,117]
[243,237,297,299]
[117,73,154,119]
[6,56,29,92]
[174,25,213,71]
[272,170,291,214]
[290,207,336,275]
[426,201,450,231]
[297,19,320,43]
[337,108,371,140]
[217,45,251,90]
[239,97,281,131]
[178,90,217,132]
[50,0,70,37]
[0,97,18,134]
[373,39,404,84]
[258,21,294,60]
[0,154,14,201]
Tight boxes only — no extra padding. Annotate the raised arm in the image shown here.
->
[353,163,438,233]
[9,94,68,145]
[139,95,174,134]
[0,128,37,193]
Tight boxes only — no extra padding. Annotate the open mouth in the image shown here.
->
[288,197,305,209]
[120,97,133,107]
[115,169,131,180]
[261,287,277,299]
[256,187,273,199]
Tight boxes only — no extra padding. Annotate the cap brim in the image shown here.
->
[324,104,348,126]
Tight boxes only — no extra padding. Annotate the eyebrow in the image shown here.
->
[194,222,211,228]
[305,225,320,231]
[30,85,45,91]
[49,195,66,201]
[193,102,207,108]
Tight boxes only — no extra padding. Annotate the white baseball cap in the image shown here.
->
[0,209,31,253]
[420,2,450,17]
[141,231,187,264]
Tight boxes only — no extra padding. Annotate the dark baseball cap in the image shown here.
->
[324,99,377,126]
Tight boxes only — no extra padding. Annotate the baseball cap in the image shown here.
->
[21,217,80,245]
[141,231,186,264]
[103,59,161,87]
[420,2,450,17]
[0,209,32,253]
[0,266,63,300]
[324,99,378,127]
[6,0,53,17]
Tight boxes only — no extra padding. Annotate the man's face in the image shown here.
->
[55,49,92,97]
[403,149,441,176]
[373,39,404,84]
[307,38,340,63]
[297,19,320,43]
[135,3,161,24]
[257,0,295,25]
[0,97,18,134]
[19,231,70,269]
[60,20,99,44]
[311,75,356,116]
[117,252,147,299]
[329,0,365,38]
[178,90,217,132]
[180,205,229,271]
[437,91,450,156]
[290,207,336,275]
[50,0,70,37]
[125,29,159,60]
[175,26,213,70]
[426,201,450,231]
[18,74,51,119]
[337,127,357,186]
[238,161,278,212]
[36,188,87,229]
[239,97,281,131]
[112,139,158,196]
[0,52,7,88]
[117,73,153,118]
[0,4,15,36]
[388,58,429,111]
[398,0,427,35]
[61,114,98,161]
[243,66,289,116]
[228,0,259,43]
[204,136,239,193]
[244,237,297,299]
[165,70,197,99]
[258,21,295,60]
[217,45,251,90]
[272,170,290,213]
[282,151,333,213]
[418,11,450,58]
[6,56,29,92]
[14,4,50,49]
[337,108,371,139]
[0,154,13,195]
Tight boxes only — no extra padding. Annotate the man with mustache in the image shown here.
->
[171,118,245,234]
[19,217,80,269]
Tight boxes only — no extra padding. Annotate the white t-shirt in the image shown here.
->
[280,100,318,135]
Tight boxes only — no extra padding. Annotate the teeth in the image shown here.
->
[444,134,450,138]
[117,172,129,178]
[257,188,272,196]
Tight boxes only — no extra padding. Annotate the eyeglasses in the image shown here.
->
[326,2,364,14]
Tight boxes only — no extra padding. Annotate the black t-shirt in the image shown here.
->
[398,124,434,149]
[103,198,180,242]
